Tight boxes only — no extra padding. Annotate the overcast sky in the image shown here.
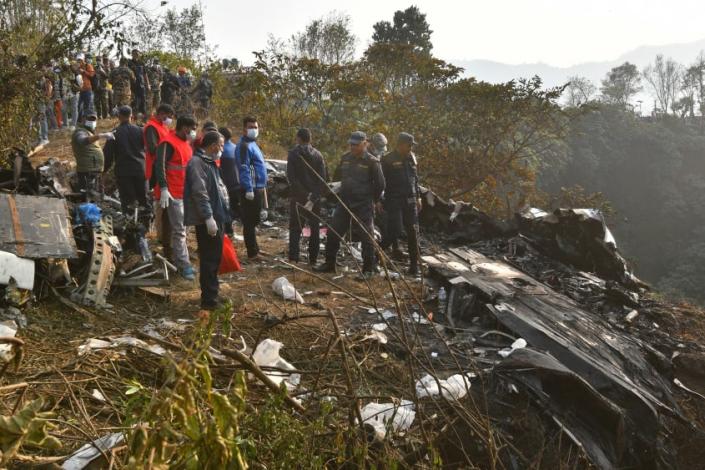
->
[151,0,705,67]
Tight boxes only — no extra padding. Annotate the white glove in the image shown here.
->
[99,132,115,140]
[245,191,255,201]
[159,188,173,209]
[205,217,218,237]
[303,200,314,211]
[260,209,268,221]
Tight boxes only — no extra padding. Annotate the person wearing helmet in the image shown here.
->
[369,132,388,157]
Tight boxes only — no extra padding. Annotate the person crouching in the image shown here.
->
[184,131,232,310]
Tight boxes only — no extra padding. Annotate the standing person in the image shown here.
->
[50,63,65,129]
[174,66,193,117]
[378,133,422,275]
[127,49,150,116]
[35,73,51,146]
[218,126,240,221]
[314,131,385,279]
[63,60,81,130]
[143,104,175,188]
[94,55,110,119]
[286,128,328,265]
[154,115,198,280]
[76,54,95,121]
[71,112,114,197]
[160,67,180,106]
[367,131,400,258]
[184,131,232,309]
[192,71,213,120]
[234,116,267,260]
[146,58,163,113]
[110,58,136,108]
[103,106,147,212]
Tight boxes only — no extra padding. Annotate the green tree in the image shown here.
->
[372,5,433,54]
[600,62,642,108]
[160,5,210,63]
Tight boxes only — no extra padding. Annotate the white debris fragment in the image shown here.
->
[252,339,300,389]
[362,330,388,344]
[415,373,474,400]
[77,336,166,357]
[91,389,106,402]
[62,432,124,470]
[449,200,463,222]
[498,338,527,358]
[372,323,388,331]
[272,276,304,304]
[0,320,18,363]
[0,251,35,290]
[625,310,639,322]
[411,312,430,324]
[360,400,416,440]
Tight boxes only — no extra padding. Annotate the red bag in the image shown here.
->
[219,235,242,274]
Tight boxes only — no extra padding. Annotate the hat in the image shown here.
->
[398,132,417,145]
[349,131,367,145]
[85,111,98,120]
[75,53,85,61]
[117,105,132,116]
[371,132,388,148]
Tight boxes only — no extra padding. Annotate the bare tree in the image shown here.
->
[565,76,596,107]
[600,62,642,107]
[643,55,682,115]
[291,11,356,64]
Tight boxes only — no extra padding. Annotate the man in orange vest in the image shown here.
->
[143,103,175,188]
[154,115,198,280]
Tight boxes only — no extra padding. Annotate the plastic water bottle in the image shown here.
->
[438,287,447,316]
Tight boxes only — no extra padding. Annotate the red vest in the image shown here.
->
[143,116,169,180]
[154,130,193,200]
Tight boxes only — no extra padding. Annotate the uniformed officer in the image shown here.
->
[110,58,135,109]
[378,132,422,275]
[314,131,385,279]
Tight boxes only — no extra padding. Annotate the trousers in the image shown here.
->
[325,203,376,272]
[195,222,223,305]
[288,199,320,263]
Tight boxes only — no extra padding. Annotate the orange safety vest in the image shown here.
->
[154,130,192,200]
[143,116,169,181]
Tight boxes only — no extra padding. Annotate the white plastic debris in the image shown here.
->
[272,276,304,304]
[252,339,300,388]
[372,323,388,331]
[411,312,430,325]
[77,336,166,357]
[625,310,639,322]
[449,200,463,222]
[415,373,474,400]
[0,320,18,363]
[91,389,106,402]
[0,251,35,290]
[360,400,415,440]
[498,338,527,358]
[362,330,388,344]
[62,432,124,470]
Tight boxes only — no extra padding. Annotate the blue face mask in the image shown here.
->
[246,128,259,140]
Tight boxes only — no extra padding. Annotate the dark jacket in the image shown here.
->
[184,149,231,226]
[381,150,420,201]
[287,144,328,202]
[333,151,385,208]
[103,122,145,177]
[220,139,238,193]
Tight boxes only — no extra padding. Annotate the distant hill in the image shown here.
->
[452,38,705,108]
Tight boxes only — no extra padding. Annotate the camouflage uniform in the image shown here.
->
[192,75,213,120]
[94,62,110,118]
[174,74,193,117]
[146,63,163,111]
[110,65,135,108]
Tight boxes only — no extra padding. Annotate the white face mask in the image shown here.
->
[163,117,173,126]
[246,128,259,140]
[215,150,223,159]
[84,121,96,131]
[188,130,197,141]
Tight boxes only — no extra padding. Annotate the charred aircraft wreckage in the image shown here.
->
[0,148,702,469]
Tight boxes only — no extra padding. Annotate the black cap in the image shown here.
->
[117,105,132,116]
[349,131,367,145]
[398,132,417,145]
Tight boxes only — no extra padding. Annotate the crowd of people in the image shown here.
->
[34,49,213,146]
[67,66,420,310]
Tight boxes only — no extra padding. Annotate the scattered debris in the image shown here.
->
[415,373,474,400]
[61,432,124,470]
[360,400,415,440]
[271,276,304,304]
[252,339,300,388]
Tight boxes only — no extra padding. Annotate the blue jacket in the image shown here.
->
[235,136,267,192]
[220,139,238,193]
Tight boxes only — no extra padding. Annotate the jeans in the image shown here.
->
[288,198,320,263]
[240,189,263,257]
[78,90,94,122]
[166,198,190,270]
[37,103,48,142]
[325,203,376,272]
[63,94,78,128]
[195,222,224,306]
